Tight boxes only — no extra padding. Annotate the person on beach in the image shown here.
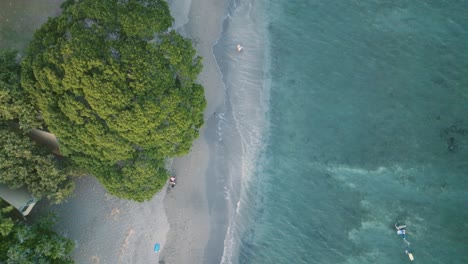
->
[236,44,243,52]
[169,176,176,187]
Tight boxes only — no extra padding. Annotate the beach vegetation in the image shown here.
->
[0,199,75,263]
[0,50,74,204]
[21,0,206,201]
[0,50,43,130]
[0,126,75,204]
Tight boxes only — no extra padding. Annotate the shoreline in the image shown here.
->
[161,0,229,263]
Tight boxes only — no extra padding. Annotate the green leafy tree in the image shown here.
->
[0,125,74,204]
[0,50,42,130]
[98,158,169,201]
[0,200,75,263]
[0,202,14,237]
[21,0,206,201]
[0,51,74,204]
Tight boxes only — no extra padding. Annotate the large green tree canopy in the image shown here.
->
[21,0,206,201]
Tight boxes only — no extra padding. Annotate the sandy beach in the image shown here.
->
[161,0,228,263]
[33,176,170,263]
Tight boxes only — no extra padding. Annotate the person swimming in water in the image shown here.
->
[395,223,414,260]
[395,223,411,246]
[395,223,407,237]
[236,44,243,52]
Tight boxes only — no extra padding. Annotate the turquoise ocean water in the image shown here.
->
[215,0,468,263]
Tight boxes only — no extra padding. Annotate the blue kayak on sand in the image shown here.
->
[154,243,160,253]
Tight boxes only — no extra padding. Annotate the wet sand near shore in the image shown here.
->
[160,0,228,263]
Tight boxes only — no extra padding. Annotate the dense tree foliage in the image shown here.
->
[0,50,42,130]
[0,200,75,263]
[21,0,206,201]
[0,126,74,203]
[0,51,74,204]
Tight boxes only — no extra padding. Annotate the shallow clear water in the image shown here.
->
[218,0,468,263]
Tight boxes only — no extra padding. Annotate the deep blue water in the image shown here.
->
[217,0,468,263]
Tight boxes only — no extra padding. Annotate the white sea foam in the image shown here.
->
[214,0,269,263]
